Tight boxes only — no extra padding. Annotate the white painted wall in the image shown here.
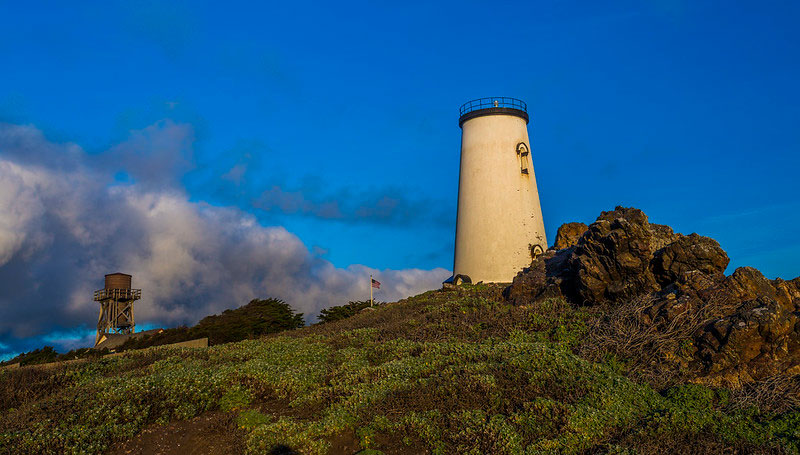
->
[453,112,547,283]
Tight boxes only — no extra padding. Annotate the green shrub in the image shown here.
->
[237,409,271,430]
[318,300,383,323]
[0,346,58,366]
[220,386,253,412]
[117,298,305,351]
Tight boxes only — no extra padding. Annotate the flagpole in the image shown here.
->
[370,274,373,307]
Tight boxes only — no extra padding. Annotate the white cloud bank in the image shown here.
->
[0,121,449,350]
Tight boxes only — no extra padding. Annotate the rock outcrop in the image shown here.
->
[568,207,665,305]
[505,206,800,387]
[651,233,729,286]
[553,222,587,250]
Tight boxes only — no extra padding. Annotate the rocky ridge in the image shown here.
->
[506,206,800,387]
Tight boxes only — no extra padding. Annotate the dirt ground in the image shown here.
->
[107,412,247,455]
[105,412,423,455]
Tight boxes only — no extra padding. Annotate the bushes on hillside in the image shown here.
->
[317,300,383,324]
[0,346,58,367]
[117,298,304,351]
[1,347,111,367]
[194,298,305,344]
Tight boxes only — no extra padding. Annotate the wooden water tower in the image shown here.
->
[94,273,141,346]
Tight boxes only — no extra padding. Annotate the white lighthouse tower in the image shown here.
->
[449,97,547,284]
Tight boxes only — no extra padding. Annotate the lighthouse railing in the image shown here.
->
[459,97,527,117]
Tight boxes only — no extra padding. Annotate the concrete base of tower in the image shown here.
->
[452,239,547,284]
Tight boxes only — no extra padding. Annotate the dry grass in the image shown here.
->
[577,285,755,389]
[727,375,800,415]
[578,295,700,388]
[577,288,800,416]
[0,363,73,411]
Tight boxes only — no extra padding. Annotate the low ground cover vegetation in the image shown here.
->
[1,285,798,454]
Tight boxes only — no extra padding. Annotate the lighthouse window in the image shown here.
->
[516,142,530,175]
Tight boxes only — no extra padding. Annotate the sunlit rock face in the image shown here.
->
[552,222,587,250]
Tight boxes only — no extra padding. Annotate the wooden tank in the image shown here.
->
[104,273,132,290]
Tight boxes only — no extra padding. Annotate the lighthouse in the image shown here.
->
[449,97,547,284]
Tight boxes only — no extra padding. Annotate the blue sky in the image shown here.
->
[0,1,799,358]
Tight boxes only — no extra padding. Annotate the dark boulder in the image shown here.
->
[508,206,677,307]
[694,295,800,387]
[724,267,786,307]
[651,233,729,286]
[568,207,661,305]
[505,248,571,305]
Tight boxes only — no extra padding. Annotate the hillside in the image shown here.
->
[1,207,799,454]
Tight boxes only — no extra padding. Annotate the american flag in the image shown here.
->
[371,278,381,289]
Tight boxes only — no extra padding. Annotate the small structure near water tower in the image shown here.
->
[447,97,547,284]
[94,273,141,347]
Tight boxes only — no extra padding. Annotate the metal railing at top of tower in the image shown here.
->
[93,288,142,301]
[459,97,528,117]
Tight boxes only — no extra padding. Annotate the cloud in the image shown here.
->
[191,138,453,229]
[254,184,453,227]
[0,122,449,358]
[105,119,195,189]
